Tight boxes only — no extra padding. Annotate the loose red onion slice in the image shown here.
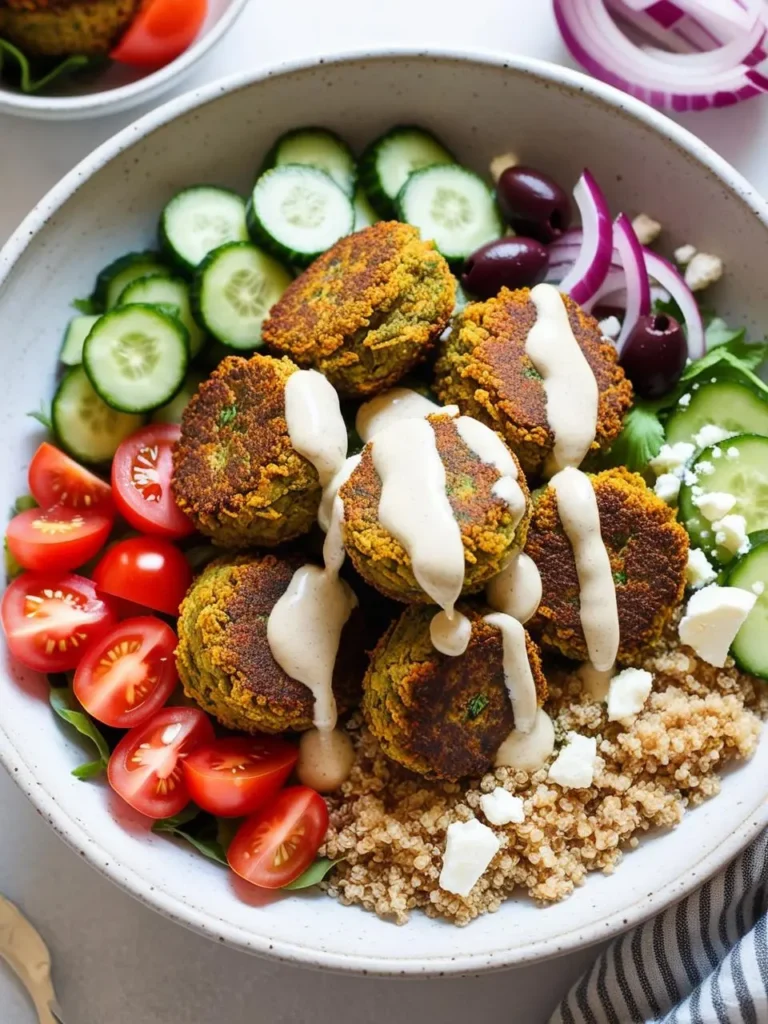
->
[558,171,614,306]
[642,248,705,358]
[612,214,651,352]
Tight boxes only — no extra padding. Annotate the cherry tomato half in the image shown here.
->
[111,0,208,69]
[6,505,113,573]
[1,572,117,673]
[92,536,192,617]
[73,617,178,729]
[227,786,329,889]
[108,706,214,819]
[28,442,113,514]
[112,424,193,539]
[182,737,298,818]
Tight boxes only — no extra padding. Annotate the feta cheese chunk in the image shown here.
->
[607,668,653,721]
[693,490,736,521]
[489,152,519,182]
[655,473,681,504]
[685,252,723,292]
[599,315,621,340]
[678,585,756,667]
[480,788,525,826]
[631,213,661,245]
[693,424,733,449]
[752,581,765,596]
[547,732,597,790]
[686,548,717,589]
[674,243,697,266]
[713,514,750,556]
[678,392,692,408]
[439,818,500,897]
[649,442,695,477]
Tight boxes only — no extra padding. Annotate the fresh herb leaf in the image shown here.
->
[152,810,230,866]
[49,684,110,779]
[0,38,93,94]
[283,857,342,890]
[602,401,666,472]
[466,694,489,720]
[705,317,746,351]
[27,402,52,431]
[4,538,23,581]
[154,807,200,830]
[219,404,238,426]
[613,570,627,585]
[11,494,38,516]
[523,365,543,380]
[72,760,105,781]
[72,297,99,315]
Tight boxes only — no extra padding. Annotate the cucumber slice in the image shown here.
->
[262,128,356,197]
[60,314,100,366]
[52,366,144,465]
[192,242,292,350]
[246,165,354,266]
[678,433,768,562]
[726,539,768,678]
[665,381,768,446]
[396,164,503,263]
[353,186,379,231]
[358,126,455,218]
[83,304,189,414]
[160,187,249,272]
[93,251,168,311]
[118,273,206,358]
[152,371,205,424]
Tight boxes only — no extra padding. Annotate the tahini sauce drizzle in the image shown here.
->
[455,416,527,526]
[284,368,348,487]
[357,387,454,443]
[483,612,537,734]
[486,552,542,625]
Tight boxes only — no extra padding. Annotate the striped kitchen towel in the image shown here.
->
[551,829,768,1023]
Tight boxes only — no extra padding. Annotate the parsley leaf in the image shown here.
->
[219,404,238,426]
[602,401,666,472]
[49,683,110,780]
[466,694,489,720]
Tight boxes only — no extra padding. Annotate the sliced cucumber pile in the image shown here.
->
[726,537,768,678]
[93,251,168,311]
[353,186,378,231]
[359,126,455,218]
[160,187,249,272]
[152,371,205,425]
[247,165,354,266]
[665,380,768,446]
[118,273,206,358]
[83,304,189,414]
[396,164,503,263]
[262,128,356,197]
[192,242,292,350]
[60,314,100,366]
[52,366,144,464]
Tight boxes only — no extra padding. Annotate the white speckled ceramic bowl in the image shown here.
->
[1,50,767,976]
[0,0,249,120]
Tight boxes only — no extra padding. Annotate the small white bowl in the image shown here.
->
[0,0,250,120]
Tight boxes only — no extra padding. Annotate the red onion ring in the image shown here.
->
[643,248,706,357]
[612,214,651,352]
[558,170,614,306]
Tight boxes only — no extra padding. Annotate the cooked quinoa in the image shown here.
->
[321,627,766,925]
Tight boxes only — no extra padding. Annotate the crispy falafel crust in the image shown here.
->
[340,412,531,603]
[172,354,321,548]
[362,603,547,781]
[262,222,456,398]
[433,288,633,476]
[176,554,366,734]
[526,467,689,663]
[0,0,139,56]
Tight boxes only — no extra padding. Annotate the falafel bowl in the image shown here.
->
[3,52,768,970]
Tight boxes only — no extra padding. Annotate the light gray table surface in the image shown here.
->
[3,2,768,1020]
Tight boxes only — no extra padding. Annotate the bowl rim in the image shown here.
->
[2,46,768,976]
[0,0,250,116]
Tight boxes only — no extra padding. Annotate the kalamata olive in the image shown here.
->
[461,237,549,299]
[619,313,688,398]
[496,167,572,243]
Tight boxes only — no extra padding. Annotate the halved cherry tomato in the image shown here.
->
[28,442,113,514]
[92,536,192,617]
[6,505,113,573]
[73,617,178,728]
[108,706,214,819]
[111,0,207,69]
[227,786,329,889]
[112,424,193,539]
[1,572,117,673]
[182,737,298,818]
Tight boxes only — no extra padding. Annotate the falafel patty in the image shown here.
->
[172,353,322,548]
[176,554,367,734]
[363,603,547,780]
[525,466,689,664]
[262,222,456,398]
[433,288,633,476]
[340,411,531,603]
[0,0,139,56]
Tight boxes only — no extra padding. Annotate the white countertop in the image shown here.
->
[3,2,768,1021]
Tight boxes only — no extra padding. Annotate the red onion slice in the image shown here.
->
[558,171,614,306]
[643,248,705,358]
[612,214,651,352]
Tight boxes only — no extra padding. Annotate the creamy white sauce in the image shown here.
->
[484,612,538,734]
[430,609,472,656]
[356,387,442,442]
[526,283,599,476]
[495,708,555,771]
[486,551,542,625]
[577,662,615,701]
[296,726,355,793]
[551,467,619,672]
[285,368,347,488]
[318,454,361,533]
[455,415,527,525]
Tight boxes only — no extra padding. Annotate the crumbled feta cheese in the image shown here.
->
[693,490,736,521]
[607,668,653,721]
[649,442,695,477]
[700,529,711,539]
[679,392,692,408]
[547,732,598,789]
[599,315,621,341]
[678,585,756,667]
[696,460,715,476]
[480,788,525,826]
[713,514,750,555]
[687,475,702,491]
[693,424,733,448]
[686,548,717,589]
[439,818,500,897]
[489,152,519,182]
[752,581,765,596]
[654,473,681,504]
[726,447,740,460]
[712,447,723,459]
[674,243,697,266]
[631,213,661,245]
[685,252,724,292]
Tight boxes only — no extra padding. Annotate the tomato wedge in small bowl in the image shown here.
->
[111,0,208,69]
[6,505,113,573]
[183,736,299,818]
[1,572,117,673]
[108,706,214,819]
[112,424,193,539]
[28,442,113,513]
[92,536,192,617]
[73,617,178,729]
[227,786,329,889]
